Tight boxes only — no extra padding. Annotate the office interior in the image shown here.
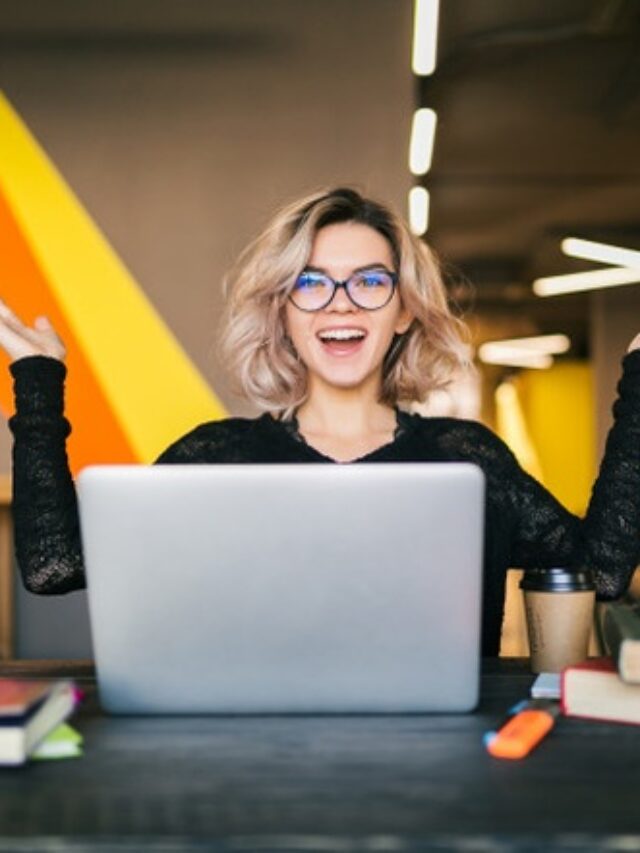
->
[0,0,639,658]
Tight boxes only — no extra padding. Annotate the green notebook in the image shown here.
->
[31,723,83,760]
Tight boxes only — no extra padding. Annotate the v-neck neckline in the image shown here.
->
[275,408,417,463]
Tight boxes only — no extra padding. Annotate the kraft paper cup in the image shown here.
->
[520,568,595,673]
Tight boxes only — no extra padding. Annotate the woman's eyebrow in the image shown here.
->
[303,263,393,274]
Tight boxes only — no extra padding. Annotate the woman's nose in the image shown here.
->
[327,284,357,312]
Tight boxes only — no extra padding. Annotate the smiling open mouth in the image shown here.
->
[317,328,367,355]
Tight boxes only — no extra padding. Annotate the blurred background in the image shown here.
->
[0,0,639,656]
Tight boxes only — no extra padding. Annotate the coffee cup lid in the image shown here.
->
[519,567,595,592]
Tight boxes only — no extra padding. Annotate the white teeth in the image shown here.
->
[318,329,366,342]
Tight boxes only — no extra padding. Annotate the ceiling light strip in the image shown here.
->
[412,0,440,76]
[534,266,640,297]
[409,186,430,235]
[482,334,570,355]
[409,108,437,175]
[561,238,640,270]
[479,348,553,370]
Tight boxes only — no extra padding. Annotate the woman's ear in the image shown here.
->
[394,304,414,336]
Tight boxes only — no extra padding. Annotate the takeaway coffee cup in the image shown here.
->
[520,567,595,673]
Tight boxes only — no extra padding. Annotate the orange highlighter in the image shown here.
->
[484,699,560,759]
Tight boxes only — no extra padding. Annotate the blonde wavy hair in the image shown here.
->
[219,186,470,418]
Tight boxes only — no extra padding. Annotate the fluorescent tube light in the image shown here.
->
[533,266,640,297]
[478,334,570,370]
[483,334,570,355]
[479,346,553,369]
[561,238,640,270]
[412,0,440,75]
[409,108,437,175]
[408,186,430,235]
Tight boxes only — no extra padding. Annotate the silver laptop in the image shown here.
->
[77,463,485,714]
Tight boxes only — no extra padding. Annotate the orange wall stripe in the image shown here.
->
[0,92,227,463]
[0,186,137,473]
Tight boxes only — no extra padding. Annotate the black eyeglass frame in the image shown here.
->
[288,269,399,313]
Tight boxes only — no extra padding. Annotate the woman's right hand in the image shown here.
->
[0,300,66,362]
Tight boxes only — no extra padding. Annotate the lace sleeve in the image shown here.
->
[451,351,640,600]
[578,350,640,597]
[8,358,254,594]
[9,356,85,594]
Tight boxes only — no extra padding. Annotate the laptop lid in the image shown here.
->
[77,463,485,714]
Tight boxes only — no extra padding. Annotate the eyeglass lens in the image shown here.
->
[290,270,395,311]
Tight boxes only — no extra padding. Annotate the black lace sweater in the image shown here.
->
[9,354,640,655]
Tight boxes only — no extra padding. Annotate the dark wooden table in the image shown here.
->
[0,659,638,852]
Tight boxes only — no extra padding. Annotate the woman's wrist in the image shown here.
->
[622,348,640,373]
[10,353,66,376]
[10,355,67,417]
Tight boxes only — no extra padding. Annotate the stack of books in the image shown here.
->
[0,678,81,766]
[561,597,640,725]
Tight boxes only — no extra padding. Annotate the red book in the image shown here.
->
[0,680,60,715]
[560,658,640,725]
[0,679,77,765]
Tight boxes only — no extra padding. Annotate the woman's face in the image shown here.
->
[285,221,412,398]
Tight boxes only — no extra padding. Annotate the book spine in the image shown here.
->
[602,603,640,684]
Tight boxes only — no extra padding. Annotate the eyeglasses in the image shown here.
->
[289,268,398,312]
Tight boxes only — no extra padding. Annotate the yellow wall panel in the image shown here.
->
[512,361,595,516]
[0,187,137,472]
[0,91,226,464]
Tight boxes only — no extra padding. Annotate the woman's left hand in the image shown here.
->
[628,334,640,353]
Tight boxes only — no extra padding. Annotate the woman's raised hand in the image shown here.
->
[0,300,66,362]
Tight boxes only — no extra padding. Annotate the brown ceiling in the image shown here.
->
[2,0,639,355]
[419,0,640,353]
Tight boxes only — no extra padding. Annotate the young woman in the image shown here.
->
[2,186,639,655]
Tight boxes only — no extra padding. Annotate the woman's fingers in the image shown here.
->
[34,315,66,360]
[0,322,36,360]
[0,301,66,361]
[0,299,24,331]
[627,333,640,353]
[0,301,33,360]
